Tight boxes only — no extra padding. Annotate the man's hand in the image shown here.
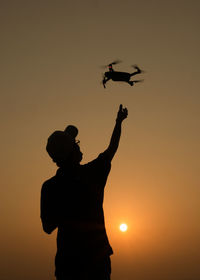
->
[116,104,128,122]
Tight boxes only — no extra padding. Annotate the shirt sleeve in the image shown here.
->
[85,150,111,188]
[40,181,58,234]
[97,150,112,170]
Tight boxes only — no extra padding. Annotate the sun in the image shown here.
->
[119,223,128,232]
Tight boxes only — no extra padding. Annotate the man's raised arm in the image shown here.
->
[106,104,128,161]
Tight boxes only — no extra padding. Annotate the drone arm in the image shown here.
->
[102,78,107,88]
[102,77,110,88]
[103,79,106,88]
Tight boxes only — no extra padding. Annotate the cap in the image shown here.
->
[46,125,78,162]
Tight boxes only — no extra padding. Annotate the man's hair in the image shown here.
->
[46,125,78,166]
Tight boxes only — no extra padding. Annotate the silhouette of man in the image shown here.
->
[40,104,128,280]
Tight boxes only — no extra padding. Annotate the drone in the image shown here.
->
[102,60,144,88]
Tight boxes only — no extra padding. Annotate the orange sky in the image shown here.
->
[1,1,200,279]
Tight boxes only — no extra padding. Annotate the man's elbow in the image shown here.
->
[42,221,57,234]
[43,226,53,235]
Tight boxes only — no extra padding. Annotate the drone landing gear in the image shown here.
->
[129,80,144,86]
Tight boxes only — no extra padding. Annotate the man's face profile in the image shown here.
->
[71,143,83,164]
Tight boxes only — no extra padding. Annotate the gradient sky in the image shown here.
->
[1,1,200,279]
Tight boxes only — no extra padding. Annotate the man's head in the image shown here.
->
[46,125,82,167]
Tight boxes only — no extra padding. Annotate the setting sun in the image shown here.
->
[119,223,128,232]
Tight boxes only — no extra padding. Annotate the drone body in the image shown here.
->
[102,61,144,88]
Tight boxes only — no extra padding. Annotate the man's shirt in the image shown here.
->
[41,151,113,260]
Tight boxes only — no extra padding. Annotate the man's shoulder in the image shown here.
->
[83,150,111,167]
[80,151,111,181]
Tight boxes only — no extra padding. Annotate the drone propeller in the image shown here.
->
[100,60,122,69]
[110,60,122,65]
[131,65,146,73]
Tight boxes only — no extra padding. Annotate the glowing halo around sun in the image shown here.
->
[119,223,128,232]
